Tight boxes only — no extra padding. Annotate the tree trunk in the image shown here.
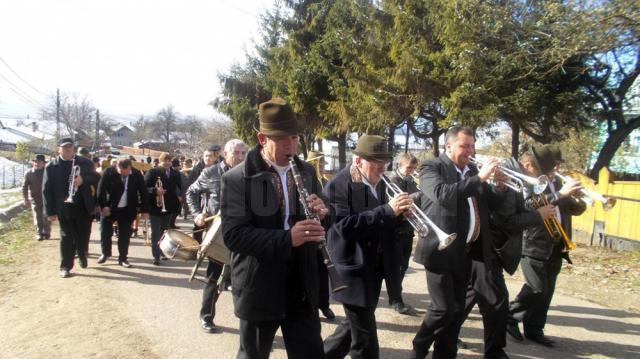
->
[511,122,520,159]
[431,131,441,158]
[316,138,323,152]
[589,116,640,179]
[337,133,347,170]
[404,120,410,153]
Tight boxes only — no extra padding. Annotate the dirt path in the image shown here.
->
[1,220,639,358]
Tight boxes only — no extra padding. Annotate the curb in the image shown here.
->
[0,202,26,222]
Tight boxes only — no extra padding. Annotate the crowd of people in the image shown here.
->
[20,97,589,358]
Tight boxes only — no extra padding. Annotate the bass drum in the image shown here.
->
[201,216,230,265]
[159,229,200,260]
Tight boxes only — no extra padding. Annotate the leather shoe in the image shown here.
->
[153,259,160,266]
[79,256,88,269]
[392,301,413,315]
[200,319,220,333]
[321,307,335,320]
[119,260,132,268]
[59,269,71,278]
[506,320,523,341]
[97,255,109,264]
[525,332,554,347]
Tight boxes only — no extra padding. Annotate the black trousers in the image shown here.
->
[200,260,225,322]
[58,214,91,270]
[237,311,324,359]
[324,259,384,359]
[458,259,509,358]
[317,251,330,310]
[100,209,133,261]
[387,232,413,305]
[509,255,562,335]
[411,266,470,359]
[150,214,172,260]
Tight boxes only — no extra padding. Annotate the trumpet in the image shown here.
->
[155,177,167,213]
[531,192,576,252]
[469,156,549,194]
[64,157,81,203]
[554,171,616,211]
[381,173,456,250]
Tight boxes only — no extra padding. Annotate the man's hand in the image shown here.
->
[388,192,413,216]
[492,169,509,190]
[478,158,499,183]
[73,175,83,187]
[306,194,328,220]
[558,177,583,198]
[156,187,166,196]
[536,204,556,220]
[290,219,325,248]
[101,207,111,217]
[140,213,149,220]
[48,215,57,222]
[178,196,183,203]
[194,213,206,227]
[24,200,31,207]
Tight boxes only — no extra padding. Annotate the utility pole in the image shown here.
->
[95,109,100,151]
[55,88,60,143]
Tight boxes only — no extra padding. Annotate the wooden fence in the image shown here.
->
[572,168,640,250]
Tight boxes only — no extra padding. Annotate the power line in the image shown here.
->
[9,88,42,109]
[0,57,48,96]
[0,72,47,108]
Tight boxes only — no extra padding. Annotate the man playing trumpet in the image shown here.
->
[507,145,585,347]
[43,137,99,278]
[144,153,182,265]
[187,139,247,333]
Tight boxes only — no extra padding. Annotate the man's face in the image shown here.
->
[203,150,216,167]
[34,160,45,170]
[521,161,541,177]
[398,163,417,177]
[225,145,247,168]
[162,158,172,169]
[356,157,388,185]
[446,133,475,169]
[58,144,74,159]
[259,133,300,166]
[117,166,132,176]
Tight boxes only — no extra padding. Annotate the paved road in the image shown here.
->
[1,218,639,358]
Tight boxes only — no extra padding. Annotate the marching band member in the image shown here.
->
[411,126,504,359]
[188,145,220,243]
[23,154,50,241]
[96,159,149,267]
[43,137,99,278]
[507,145,585,347]
[323,135,411,359]
[221,98,327,358]
[456,152,556,357]
[144,153,182,265]
[387,152,421,315]
[187,139,247,333]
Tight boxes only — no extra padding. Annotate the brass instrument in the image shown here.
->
[531,192,576,252]
[287,155,347,293]
[155,177,167,213]
[381,173,456,250]
[469,156,549,194]
[554,171,616,211]
[64,157,81,203]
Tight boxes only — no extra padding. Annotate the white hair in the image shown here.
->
[224,138,246,154]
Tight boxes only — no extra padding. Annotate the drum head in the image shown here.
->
[165,229,199,248]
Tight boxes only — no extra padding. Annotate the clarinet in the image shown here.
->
[287,155,347,293]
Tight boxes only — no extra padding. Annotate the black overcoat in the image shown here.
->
[221,145,321,321]
[97,167,149,220]
[43,155,99,218]
[323,166,402,308]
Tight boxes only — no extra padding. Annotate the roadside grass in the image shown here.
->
[0,189,22,209]
[0,211,35,265]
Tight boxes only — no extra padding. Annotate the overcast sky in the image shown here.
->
[0,0,272,123]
